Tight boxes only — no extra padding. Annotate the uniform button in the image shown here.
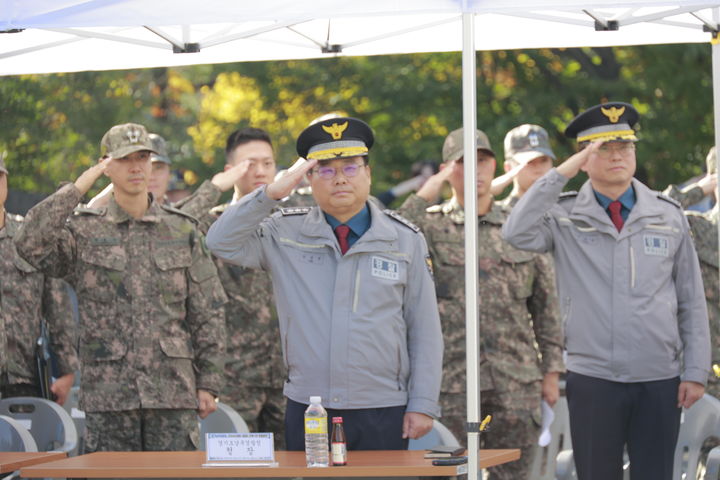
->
[333,397,340,403]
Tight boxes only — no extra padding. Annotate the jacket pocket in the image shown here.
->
[159,337,194,359]
[154,246,192,304]
[77,246,127,302]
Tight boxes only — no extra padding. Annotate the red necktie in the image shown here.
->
[335,225,350,255]
[608,200,624,232]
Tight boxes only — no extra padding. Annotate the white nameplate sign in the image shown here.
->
[203,433,277,467]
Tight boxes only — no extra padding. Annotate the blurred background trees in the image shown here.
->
[0,43,714,203]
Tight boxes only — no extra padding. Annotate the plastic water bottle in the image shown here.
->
[304,396,329,467]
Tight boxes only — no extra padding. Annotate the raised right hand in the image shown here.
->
[556,141,602,179]
[415,164,453,202]
[265,158,317,200]
[74,157,112,195]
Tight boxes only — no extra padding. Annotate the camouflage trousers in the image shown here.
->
[222,385,286,450]
[85,409,199,452]
[441,381,542,480]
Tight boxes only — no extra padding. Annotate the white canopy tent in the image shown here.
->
[1,2,719,75]
[3,2,720,476]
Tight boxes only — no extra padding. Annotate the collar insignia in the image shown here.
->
[322,121,349,140]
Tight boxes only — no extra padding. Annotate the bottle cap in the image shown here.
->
[332,417,343,423]
[309,396,322,404]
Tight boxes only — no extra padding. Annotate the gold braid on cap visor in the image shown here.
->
[306,141,368,160]
[576,123,637,143]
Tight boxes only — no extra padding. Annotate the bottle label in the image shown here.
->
[332,442,347,464]
[304,417,327,434]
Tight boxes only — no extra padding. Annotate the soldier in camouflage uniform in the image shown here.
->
[173,127,286,448]
[14,123,227,452]
[493,124,557,209]
[664,147,719,398]
[399,128,564,480]
[0,153,79,404]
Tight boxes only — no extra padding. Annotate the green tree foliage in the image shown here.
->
[0,43,713,199]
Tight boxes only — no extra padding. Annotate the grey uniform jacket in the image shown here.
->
[502,168,710,385]
[206,187,443,417]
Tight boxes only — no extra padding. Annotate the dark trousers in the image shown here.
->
[285,398,409,450]
[566,371,681,480]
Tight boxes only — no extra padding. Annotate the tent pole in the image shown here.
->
[461,11,480,479]
[713,8,720,337]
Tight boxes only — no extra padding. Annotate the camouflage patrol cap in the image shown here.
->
[100,123,157,159]
[0,151,7,174]
[442,128,494,163]
[707,146,717,176]
[149,133,171,165]
[504,124,556,165]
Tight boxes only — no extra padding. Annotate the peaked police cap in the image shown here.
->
[564,102,639,143]
[296,117,374,161]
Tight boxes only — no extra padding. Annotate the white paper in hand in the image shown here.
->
[537,400,555,447]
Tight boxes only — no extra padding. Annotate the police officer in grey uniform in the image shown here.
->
[503,102,710,480]
[206,117,442,450]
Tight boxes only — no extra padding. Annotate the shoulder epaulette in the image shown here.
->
[160,203,200,223]
[280,207,312,216]
[425,204,443,214]
[558,191,578,200]
[383,209,420,233]
[657,193,681,209]
[73,206,104,216]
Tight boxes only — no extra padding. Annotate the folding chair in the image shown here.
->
[529,396,573,480]
[673,394,720,480]
[197,401,250,450]
[0,397,77,454]
[0,414,38,452]
[408,419,461,450]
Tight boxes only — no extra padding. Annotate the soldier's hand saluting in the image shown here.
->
[74,156,113,195]
[266,158,317,200]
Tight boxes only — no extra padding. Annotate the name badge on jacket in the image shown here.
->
[643,235,669,257]
[371,257,399,280]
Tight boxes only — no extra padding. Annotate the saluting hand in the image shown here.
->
[556,140,602,179]
[265,158,317,200]
[415,164,453,203]
[210,160,253,193]
[74,156,112,195]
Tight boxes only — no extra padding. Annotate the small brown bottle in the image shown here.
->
[331,416,347,466]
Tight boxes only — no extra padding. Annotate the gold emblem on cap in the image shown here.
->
[322,121,348,140]
[126,128,141,143]
[601,106,625,123]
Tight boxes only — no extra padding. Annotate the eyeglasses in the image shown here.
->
[597,143,635,156]
[311,162,365,180]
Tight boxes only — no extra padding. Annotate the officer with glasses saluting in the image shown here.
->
[206,116,443,451]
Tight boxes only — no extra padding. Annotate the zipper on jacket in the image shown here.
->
[284,325,290,383]
[629,246,636,288]
[396,344,403,391]
[352,268,361,313]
